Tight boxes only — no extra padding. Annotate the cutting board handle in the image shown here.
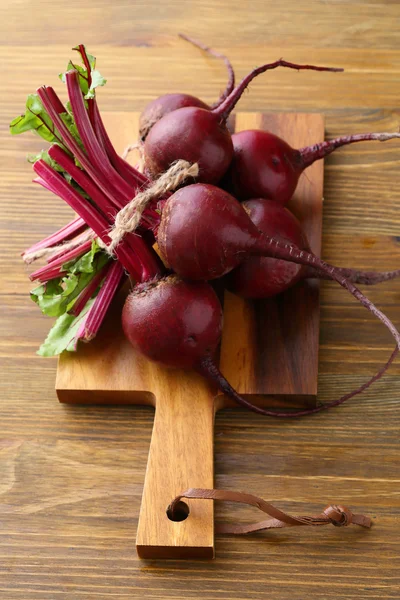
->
[136,369,215,559]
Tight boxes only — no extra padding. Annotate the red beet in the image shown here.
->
[225,129,400,204]
[122,275,222,370]
[144,59,342,184]
[227,199,400,298]
[122,272,399,419]
[139,94,209,142]
[157,184,400,356]
[226,200,307,298]
[138,35,234,140]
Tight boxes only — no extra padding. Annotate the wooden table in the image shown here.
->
[1,1,400,597]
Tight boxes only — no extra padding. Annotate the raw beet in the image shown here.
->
[144,106,234,184]
[122,275,223,369]
[139,35,235,141]
[139,94,209,142]
[225,129,400,204]
[144,59,342,185]
[226,199,307,298]
[226,199,400,298]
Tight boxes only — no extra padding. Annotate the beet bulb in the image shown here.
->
[226,199,400,298]
[144,60,342,184]
[122,275,223,370]
[138,35,234,141]
[225,129,400,204]
[157,183,400,363]
[122,275,400,419]
[225,199,307,298]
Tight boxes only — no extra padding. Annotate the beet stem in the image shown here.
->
[199,348,398,418]
[38,86,130,208]
[30,238,93,282]
[81,260,125,341]
[300,132,400,168]
[49,148,160,280]
[32,160,141,279]
[22,217,86,262]
[91,99,149,189]
[307,265,400,285]
[213,59,343,122]
[69,262,111,317]
[178,33,235,108]
[46,229,95,264]
[65,70,134,202]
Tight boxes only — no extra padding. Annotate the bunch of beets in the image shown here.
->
[11,40,400,417]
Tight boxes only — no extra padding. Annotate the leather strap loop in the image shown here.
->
[168,489,372,534]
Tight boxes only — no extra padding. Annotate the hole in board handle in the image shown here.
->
[166,501,190,522]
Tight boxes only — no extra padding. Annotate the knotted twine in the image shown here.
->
[106,159,199,255]
[168,488,372,535]
[23,160,198,264]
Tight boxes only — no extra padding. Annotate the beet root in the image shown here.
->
[144,106,234,184]
[157,184,400,363]
[121,270,400,419]
[139,94,209,142]
[225,199,307,298]
[139,35,235,141]
[122,275,223,370]
[225,129,400,203]
[226,199,400,298]
[145,59,342,184]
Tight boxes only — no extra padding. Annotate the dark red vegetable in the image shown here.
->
[144,60,342,184]
[138,34,235,141]
[122,275,222,370]
[225,129,400,204]
[122,273,399,419]
[226,199,400,298]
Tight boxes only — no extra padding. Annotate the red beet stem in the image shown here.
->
[47,229,95,263]
[213,59,343,122]
[22,217,86,261]
[32,160,141,279]
[30,238,93,282]
[307,265,400,285]
[200,348,398,418]
[46,86,67,114]
[300,132,400,168]
[48,148,161,280]
[67,50,148,190]
[65,70,134,202]
[178,33,235,108]
[49,145,125,212]
[38,86,129,207]
[69,262,111,317]
[91,100,148,189]
[80,260,125,341]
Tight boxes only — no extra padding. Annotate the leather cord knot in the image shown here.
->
[324,504,353,527]
[168,489,371,535]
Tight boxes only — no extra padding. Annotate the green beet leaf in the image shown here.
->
[37,297,96,356]
[10,94,60,143]
[27,149,64,171]
[85,70,107,99]
[31,243,109,318]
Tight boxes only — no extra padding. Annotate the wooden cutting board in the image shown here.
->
[56,112,324,559]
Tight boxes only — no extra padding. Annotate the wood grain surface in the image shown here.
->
[1,1,400,598]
